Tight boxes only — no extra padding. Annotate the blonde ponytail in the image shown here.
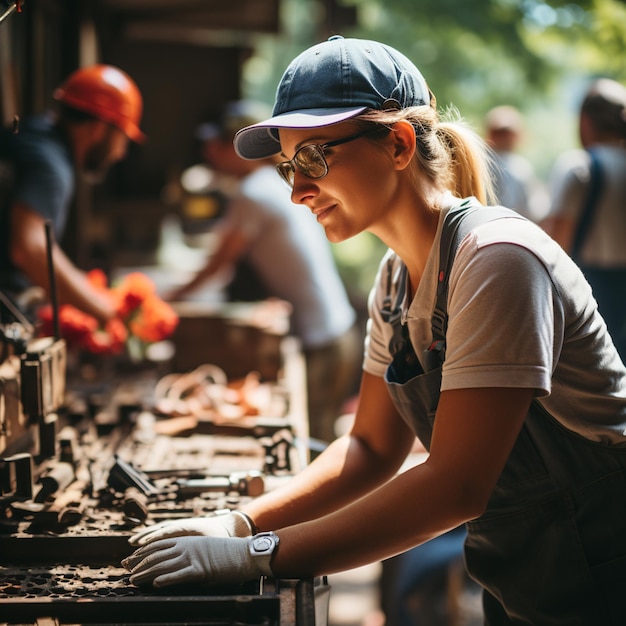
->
[357,105,496,205]
[438,117,496,204]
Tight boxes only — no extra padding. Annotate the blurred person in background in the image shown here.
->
[0,64,145,325]
[166,100,361,446]
[484,105,549,222]
[541,78,626,359]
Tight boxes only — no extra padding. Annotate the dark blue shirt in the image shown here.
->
[0,113,74,293]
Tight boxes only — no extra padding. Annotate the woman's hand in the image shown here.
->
[123,535,264,587]
[128,510,255,546]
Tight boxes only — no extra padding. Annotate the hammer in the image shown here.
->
[175,471,265,498]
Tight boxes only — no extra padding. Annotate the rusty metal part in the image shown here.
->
[262,431,294,474]
[11,476,90,527]
[51,478,91,525]
[34,461,75,502]
[107,456,159,497]
[0,562,324,625]
[122,486,149,524]
[0,452,34,501]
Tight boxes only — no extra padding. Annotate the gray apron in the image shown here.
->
[383,203,626,624]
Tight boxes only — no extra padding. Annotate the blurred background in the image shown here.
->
[2,0,625,307]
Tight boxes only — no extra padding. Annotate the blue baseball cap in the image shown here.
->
[234,36,432,159]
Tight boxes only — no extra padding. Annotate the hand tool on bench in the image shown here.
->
[107,457,265,523]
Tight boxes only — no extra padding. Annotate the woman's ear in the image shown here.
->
[390,120,416,170]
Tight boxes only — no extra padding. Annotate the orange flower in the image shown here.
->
[86,268,109,291]
[37,271,178,358]
[128,297,178,343]
[112,272,157,318]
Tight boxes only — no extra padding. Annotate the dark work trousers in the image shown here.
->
[579,265,626,362]
[385,339,626,625]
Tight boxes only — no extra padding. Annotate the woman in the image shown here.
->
[123,37,626,624]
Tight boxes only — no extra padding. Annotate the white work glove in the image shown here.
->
[122,535,268,588]
[128,510,255,546]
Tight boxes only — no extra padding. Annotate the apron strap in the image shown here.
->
[381,200,522,371]
[429,202,522,368]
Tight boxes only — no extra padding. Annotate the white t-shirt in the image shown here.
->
[228,165,356,348]
[548,145,626,266]
[492,150,549,222]
[364,196,626,445]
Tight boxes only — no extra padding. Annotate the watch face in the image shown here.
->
[252,535,275,553]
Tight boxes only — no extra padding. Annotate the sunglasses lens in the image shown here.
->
[276,162,295,187]
[295,145,328,179]
[276,144,329,188]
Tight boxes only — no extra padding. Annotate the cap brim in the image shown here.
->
[234,106,367,159]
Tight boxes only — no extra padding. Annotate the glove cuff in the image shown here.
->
[232,510,257,537]
[214,509,257,537]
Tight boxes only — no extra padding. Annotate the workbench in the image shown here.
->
[0,307,329,625]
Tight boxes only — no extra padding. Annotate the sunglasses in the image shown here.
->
[276,127,379,188]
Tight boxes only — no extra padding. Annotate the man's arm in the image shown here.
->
[9,202,116,324]
[165,224,249,301]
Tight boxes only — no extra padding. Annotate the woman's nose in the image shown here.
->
[290,171,318,205]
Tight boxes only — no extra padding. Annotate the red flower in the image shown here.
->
[112,272,157,318]
[39,304,98,347]
[36,271,178,357]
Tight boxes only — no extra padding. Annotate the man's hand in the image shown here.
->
[122,536,264,587]
[128,510,255,546]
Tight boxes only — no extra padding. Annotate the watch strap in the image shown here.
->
[249,531,280,577]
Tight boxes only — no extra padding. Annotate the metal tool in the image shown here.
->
[111,459,264,523]
[34,461,75,503]
[10,474,91,527]
[194,417,293,439]
[107,456,159,497]
[0,452,33,502]
[0,1,24,27]
[175,470,265,498]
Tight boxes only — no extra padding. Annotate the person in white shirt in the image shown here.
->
[484,104,549,222]
[542,78,626,359]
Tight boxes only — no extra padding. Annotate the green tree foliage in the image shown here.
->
[347,0,626,115]
[243,0,626,298]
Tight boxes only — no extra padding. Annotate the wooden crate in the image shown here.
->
[170,302,290,381]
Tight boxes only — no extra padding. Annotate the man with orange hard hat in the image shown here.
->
[0,64,145,324]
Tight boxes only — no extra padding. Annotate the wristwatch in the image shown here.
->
[249,531,280,577]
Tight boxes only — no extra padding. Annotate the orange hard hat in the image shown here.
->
[53,64,145,142]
